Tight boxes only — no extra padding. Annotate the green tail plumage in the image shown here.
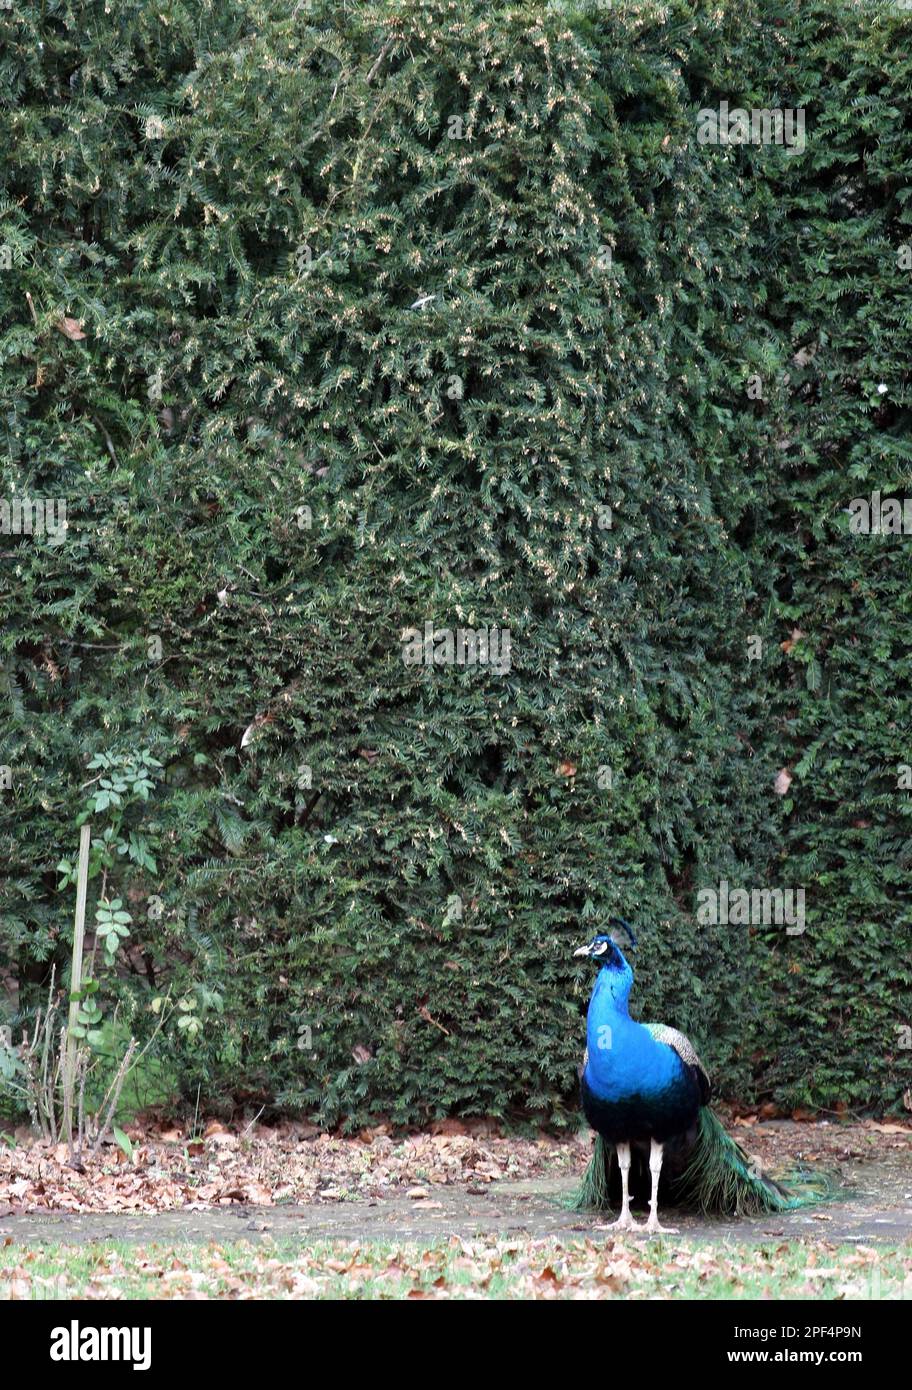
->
[571,1108,833,1216]
[571,1132,615,1212]
[675,1108,831,1215]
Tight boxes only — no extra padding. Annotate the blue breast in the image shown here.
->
[586,967,686,1106]
[585,1015,685,1102]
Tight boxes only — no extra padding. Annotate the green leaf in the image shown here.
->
[112,1126,134,1160]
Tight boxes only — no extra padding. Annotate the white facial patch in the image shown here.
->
[592,942,608,955]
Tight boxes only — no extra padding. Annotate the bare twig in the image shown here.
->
[366,36,394,84]
[242,1105,266,1140]
[91,1039,137,1157]
[75,1050,88,1167]
[92,414,119,466]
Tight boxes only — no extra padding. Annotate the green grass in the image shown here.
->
[1,1237,908,1300]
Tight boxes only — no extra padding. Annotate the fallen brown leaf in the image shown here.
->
[55,316,87,341]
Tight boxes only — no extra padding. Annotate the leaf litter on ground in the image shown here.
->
[0,1115,907,1216]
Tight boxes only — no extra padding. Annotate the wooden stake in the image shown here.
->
[62,822,91,1160]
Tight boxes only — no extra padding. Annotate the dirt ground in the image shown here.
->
[1,1119,909,1248]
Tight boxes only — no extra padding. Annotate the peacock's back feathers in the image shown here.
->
[641,1022,711,1105]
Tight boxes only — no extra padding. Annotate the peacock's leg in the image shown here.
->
[605,1141,642,1230]
[645,1138,679,1234]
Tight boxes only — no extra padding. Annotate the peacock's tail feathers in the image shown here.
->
[676,1107,831,1215]
[570,1108,833,1216]
[569,1133,614,1212]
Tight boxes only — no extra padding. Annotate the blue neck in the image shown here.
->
[584,959,684,1101]
[591,962,632,1017]
[585,964,635,1061]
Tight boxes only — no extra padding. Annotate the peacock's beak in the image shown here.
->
[573,943,594,957]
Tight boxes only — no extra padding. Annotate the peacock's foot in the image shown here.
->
[643,1215,679,1235]
[602,1210,644,1232]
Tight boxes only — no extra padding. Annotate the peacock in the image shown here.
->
[572,918,825,1232]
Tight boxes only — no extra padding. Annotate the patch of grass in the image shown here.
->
[0,1237,909,1300]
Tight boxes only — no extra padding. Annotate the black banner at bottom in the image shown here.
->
[0,1296,901,1377]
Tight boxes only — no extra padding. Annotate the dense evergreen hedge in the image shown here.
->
[1,0,909,1126]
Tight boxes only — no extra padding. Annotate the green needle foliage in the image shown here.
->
[1,1,909,1127]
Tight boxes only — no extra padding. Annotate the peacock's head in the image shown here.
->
[573,918,637,972]
[573,932,627,973]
